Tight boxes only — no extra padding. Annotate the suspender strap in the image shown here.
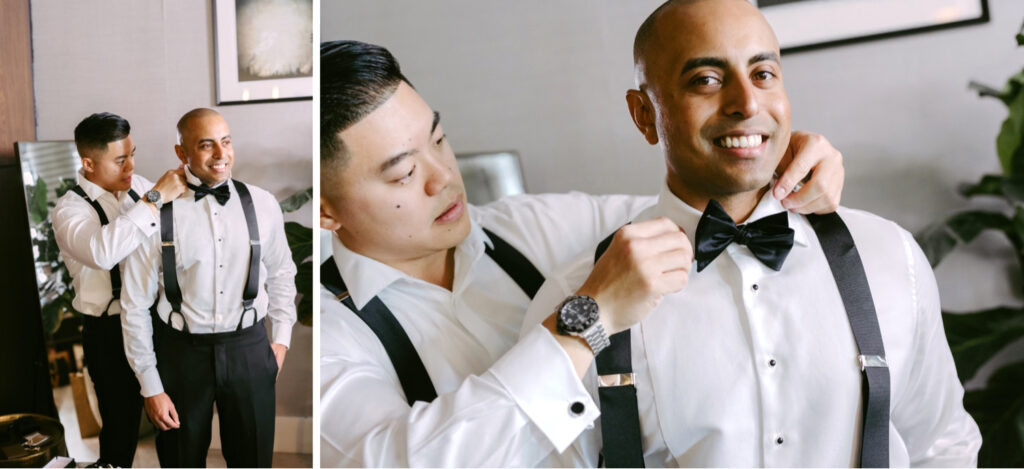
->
[128,188,140,202]
[808,213,889,468]
[232,180,261,331]
[159,202,188,332]
[481,228,544,299]
[320,257,438,405]
[71,186,124,315]
[594,229,645,468]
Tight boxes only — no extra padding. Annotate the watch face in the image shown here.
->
[558,296,599,334]
[146,190,160,203]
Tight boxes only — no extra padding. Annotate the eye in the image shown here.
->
[434,134,446,147]
[690,74,721,87]
[753,70,777,82]
[394,165,416,185]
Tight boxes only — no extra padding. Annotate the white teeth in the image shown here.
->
[719,134,763,148]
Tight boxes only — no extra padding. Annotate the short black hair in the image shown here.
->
[74,112,131,157]
[320,40,411,171]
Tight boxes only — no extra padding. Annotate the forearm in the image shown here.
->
[321,326,597,467]
[54,201,157,270]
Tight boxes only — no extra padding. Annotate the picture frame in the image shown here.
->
[756,0,989,54]
[212,0,313,104]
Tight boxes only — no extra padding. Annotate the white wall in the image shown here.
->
[31,0,313,417]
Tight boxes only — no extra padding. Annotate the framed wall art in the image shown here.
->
[756,0,989,54]
[213,0,313,104]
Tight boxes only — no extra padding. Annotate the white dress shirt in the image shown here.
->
[320,192,653,467]
[523,182,981,467]
[121,167,298,397]
[52,169,156,317]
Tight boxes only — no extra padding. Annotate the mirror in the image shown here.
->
[456,151,526,206]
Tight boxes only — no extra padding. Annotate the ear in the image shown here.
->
[174,145,188,167]
[320,195,342,231]
[81,156,94,173]
[626,89,659,145]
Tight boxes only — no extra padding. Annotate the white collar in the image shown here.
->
[643,180,810,248]
[330,208,492,310]
[184,165,230,189]
[76,168,134,202]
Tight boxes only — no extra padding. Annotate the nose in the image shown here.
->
[721,75,759,119]
[423,154,453,197]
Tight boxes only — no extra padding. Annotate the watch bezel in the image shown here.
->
[556,295,600,335]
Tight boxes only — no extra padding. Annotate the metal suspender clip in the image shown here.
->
[250,240,260,246]
[161,241,174,247]
[336,290,351,301]
[858,354,887,370]
[599,373,636,388]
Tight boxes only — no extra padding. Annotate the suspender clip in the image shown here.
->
[161,241,174,247]
[598,372,635,387]
[858,354,887,370]
[337,290,351,301]
[250,240,260,246]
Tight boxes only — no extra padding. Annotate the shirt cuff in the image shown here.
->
[489,324,600,453]
[125,200,158,237]
[271,319,294,349]
[138,368,164,398]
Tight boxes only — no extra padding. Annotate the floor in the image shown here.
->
[55,385,312,468]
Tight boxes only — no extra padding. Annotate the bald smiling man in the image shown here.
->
[523,0,981,466]
[121,108,297,468]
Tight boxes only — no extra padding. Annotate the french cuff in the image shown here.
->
[125,200,158,237]
[270,319,294,349]
[138,368,165,398]
[489,324,600,453]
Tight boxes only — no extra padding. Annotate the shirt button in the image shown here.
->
[751,284,759,292]
[569,401,585,416]
[150,222,156,227]
[769,358,777,367]
[776,436,785,445]
[218,238,223,242]
[219,291,224,295]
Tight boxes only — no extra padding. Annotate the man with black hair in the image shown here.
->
[53,112,186,467]
[121,108,297,468]
[318,40,846,467]
[524,0,981,466]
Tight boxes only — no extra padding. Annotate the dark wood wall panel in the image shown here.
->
[0,0,36,162]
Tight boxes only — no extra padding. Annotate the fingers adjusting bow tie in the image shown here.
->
[694,199,794,272]
[188,182,231,205]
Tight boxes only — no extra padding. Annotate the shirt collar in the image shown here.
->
[76,167,133,202]
[645,180,809,248]
[329,209,491,310]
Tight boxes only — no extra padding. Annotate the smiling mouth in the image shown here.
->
[210,163,229,171]
[435,197,465,223]
[714,134,768,149]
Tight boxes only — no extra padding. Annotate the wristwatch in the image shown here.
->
[144,189,162,209]
[556,295,611,355]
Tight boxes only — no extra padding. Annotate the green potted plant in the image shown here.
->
[916,19,1024,467]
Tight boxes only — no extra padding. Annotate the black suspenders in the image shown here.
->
[319,228,545,406]
[70,185,140,315]
[595,212,890,468]
[159,180,261,333]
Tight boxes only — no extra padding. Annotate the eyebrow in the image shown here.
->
[379,111,442,174]
[680,51,782,75]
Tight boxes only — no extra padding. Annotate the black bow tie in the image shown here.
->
[188,182,231,206]
[694,199,794,272]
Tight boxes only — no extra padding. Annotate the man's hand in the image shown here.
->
[152,165,187,203]
[271,343,287,380]
[774,130,844,214]
[578,217,692,335]
[144,393,180,431]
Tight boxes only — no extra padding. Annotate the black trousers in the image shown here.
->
[81,313,144,468]
[152,316,278,468]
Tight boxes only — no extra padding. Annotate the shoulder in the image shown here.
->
[319,286,389,363]
[833,206,916,254]
[53,189,87,221]
[132,174,154,192]
[234,180,282,209]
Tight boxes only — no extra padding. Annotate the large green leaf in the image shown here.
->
[999,70,1024,175]
[284,221,313,265]
[963,360,1024,467]
[916,210,1014,267]
[279,187,313,213]
[27,179,50,225]
[942,306,1024,383]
